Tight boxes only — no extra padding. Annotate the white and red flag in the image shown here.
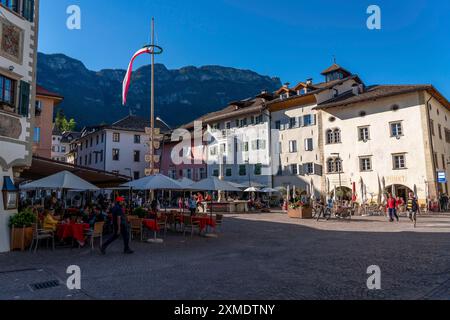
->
[122,47,154,105]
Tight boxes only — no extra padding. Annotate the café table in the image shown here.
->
[57,222,90,246]
[192,216,216,232]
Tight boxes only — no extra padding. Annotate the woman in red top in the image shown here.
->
[386,193,399,222]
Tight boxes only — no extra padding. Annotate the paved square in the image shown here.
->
[1,213,450,300]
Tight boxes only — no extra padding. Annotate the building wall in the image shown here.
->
[33,96,54,158]
[0,0,39,253]
[321,92,431,203]
[271,102,323,197]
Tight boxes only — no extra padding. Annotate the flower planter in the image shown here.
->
[288,207,313,219]
[10,226,33,251]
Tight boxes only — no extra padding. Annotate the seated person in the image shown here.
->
[43,210,59,232]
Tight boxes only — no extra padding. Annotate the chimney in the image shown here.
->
[306,78,313,86]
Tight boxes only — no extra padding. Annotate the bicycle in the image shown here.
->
[315,204,332,221]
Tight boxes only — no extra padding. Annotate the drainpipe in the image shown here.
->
[425,95,438,206]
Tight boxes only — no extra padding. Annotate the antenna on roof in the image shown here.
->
[333,55,337,64]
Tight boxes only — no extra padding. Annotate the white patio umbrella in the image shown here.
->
[189,177,242,222]
[122,174,183,190]
[377,175,383,204]
[359,177,364,203]
[310,179,315,200]
[260,188,280,193]
[20,170,99,191]
[244,187,260,192]
[177,177,195,189]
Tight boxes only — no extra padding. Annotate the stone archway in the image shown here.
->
[385,184,413,202]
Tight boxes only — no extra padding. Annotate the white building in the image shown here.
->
[0,0,39,252]
[205,96,273,187]
[71,116,170,180]
[51,128,79,162]
[266,63,450,206]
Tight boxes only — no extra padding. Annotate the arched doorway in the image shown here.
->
[330,187,353,201]
[385,184,413,202]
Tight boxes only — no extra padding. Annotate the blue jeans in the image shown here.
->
[388,208,399,221]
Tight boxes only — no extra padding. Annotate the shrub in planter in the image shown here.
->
[133,207,147,218]
[9,208,36,251]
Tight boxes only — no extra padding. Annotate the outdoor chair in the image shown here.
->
[129,218,144,241]
[166,213,177,232]
[183,215,200,238]
[29,223,55,253]
[157,215,168,238]
[85,222,105,250]
[214,214,223,232]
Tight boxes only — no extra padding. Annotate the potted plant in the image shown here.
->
[133,207,147,219]
[288,201,313,219]
[9,208,36,251]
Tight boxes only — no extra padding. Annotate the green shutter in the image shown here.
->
[22,0,35,22]
[19,81,30,117]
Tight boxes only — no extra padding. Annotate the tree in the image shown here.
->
[55,109,77,132]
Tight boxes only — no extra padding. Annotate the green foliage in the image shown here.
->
[9,208,36,228]
[133,207,147,219]
[55,109,77,132]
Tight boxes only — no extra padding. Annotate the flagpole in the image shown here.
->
[150,18,155,178]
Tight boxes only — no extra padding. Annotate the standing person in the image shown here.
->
[100,197,133,255]
[189,196,197,216]
[386,193,399,222]
[406,192,419,227]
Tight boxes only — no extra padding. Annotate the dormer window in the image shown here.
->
[321,64,352,83]
[326,71,344,83]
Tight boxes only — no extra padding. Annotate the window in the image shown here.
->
[213,169,219,177]
[101,133,104,143]
[84,155,88,166]
[134,172,140,180]
[275,121,281,130]
[327,158,343,173]
[289,117,297,128]
[186,169,192,179]
[1,0,20,13]
[360,157,372,172]
[445,128,450,143]
[289,140,297,153]
[88,153,92,165]
[304,163,314,175]
[96,135,99,145]
[430,120,435,136]
[100,151,103,162]
[252,140,266,150]
[134,150,140,162]
[112,149,120,161]
[95,152,98,164]
[240,118,247,127]
[304,138,313,151]
[254,163,262,176]
[359,126,370,141]
[391,122,403,137]
[199,168,206,179]
[90,138,93,147]
[239,165,247,176]
[210,146,217,156]
[226,168,232,177]
[242,142,249,152]
[303,115,313,126]
[326,129,341,144]
[255,115,263,124]
[33,127,40,143]
[113,133,120,142]
[393,154,406,169]
[0,75,16,106]
[291,164,298,175]
[438,124,443,140]
[225,122,231,129]
[61,146,66,153]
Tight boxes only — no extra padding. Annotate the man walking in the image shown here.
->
[407,192,419,227]
[101,197,134,255]
[386,193,399,222]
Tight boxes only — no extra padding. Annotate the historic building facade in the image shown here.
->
[0,0,39,252]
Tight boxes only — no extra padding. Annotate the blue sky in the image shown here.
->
[39,0,450,97]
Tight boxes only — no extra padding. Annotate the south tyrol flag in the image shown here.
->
[122,47,154,105]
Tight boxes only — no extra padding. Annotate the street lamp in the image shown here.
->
[331,153,342,201]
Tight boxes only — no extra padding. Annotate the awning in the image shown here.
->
[18,156,130,188]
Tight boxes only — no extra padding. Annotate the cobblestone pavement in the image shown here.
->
[1,213,450,300]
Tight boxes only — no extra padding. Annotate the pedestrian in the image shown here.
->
[189,195,197,216]
[406,192,419,225]
[386,193,399,222]
[100,197,134,255]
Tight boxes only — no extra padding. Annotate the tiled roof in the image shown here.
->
[110,115,171,133]
[315,85,434,109]
[320,63,352,76]
[36,85,63,100]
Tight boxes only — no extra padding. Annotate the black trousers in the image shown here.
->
[102,224,130,251]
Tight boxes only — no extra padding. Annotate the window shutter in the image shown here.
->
[312,114,317,126]
[298,116,303,127]
[298,164,305,176]
[22,0,35,22]
[314,164,323,176]
[19,81,30,117]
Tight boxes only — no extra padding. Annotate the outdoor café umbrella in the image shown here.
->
[310,178,315,200]
[121,174,183,190]
[189,177,242,222]
[20,170,99,191]
[177,177,194,189]
[260,188,280,193]
[244,187,260,193]
[377,175,383,204]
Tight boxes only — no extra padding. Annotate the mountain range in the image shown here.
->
[36,52,282,129]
